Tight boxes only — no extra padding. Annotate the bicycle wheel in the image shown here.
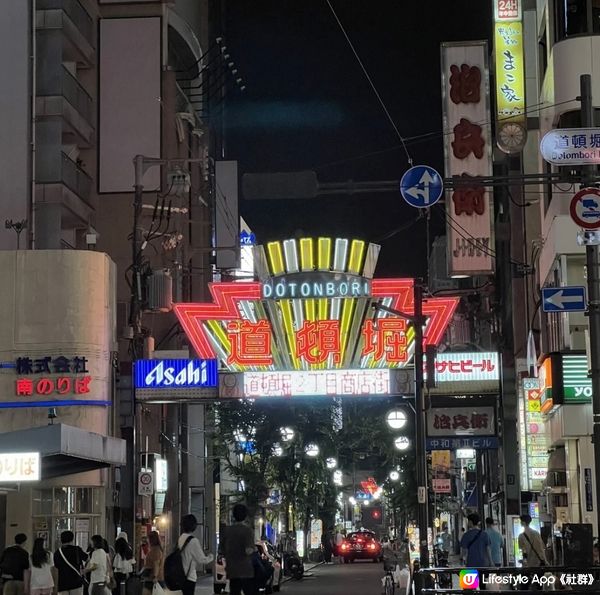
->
[384,574,395,595]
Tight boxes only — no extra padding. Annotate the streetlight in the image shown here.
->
[280,427,295,442]
[386,408,408,430]
[272,443,283,457]
[326,457,337,469]
[394,436,410,451]
[333,470,343,485]
[348,496,357,506]
[305,443,320,457]
[389,470,400,481]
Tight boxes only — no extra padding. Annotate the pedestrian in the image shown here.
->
[28,537,54,595]
[54,530,89,595]
[177,514,213,595]
[485,518,504,567]
[321,529,333,564]
[460,513,492,568]
[438,522,453,554]
[83,536,108,595]
[518,514,547,590]
[140,532,163,595]
[112,535,134,595]
[220,504,257,595]
[0,533,30,595]
[334,529,344,563]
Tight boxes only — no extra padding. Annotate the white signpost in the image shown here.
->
[540,128,600,166]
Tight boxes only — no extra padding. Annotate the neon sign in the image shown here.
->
[134,359,218,389]
[174,238,458,372]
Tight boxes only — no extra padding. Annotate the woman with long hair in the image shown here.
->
[84,535,108,595]
[113,536,134,595]
[141,532,163,595]
[28,537,54,595]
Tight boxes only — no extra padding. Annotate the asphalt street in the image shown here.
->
[276,560,385,595]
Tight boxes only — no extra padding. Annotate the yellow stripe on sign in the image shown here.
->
[348,240,365,275]
[299,238,314,271]
[305,299,316,322]
[267,241,285,275]
[318,237,332,270]
[318,298,329,320]
[280,300,300,368]
[339,298,356,363]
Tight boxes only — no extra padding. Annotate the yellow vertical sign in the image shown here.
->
[431,450,451,475]
[494,21,525,124]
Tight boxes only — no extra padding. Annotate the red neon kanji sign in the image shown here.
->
[15,376,92,397]
[296,320,341,365]
[361,318,408,363]
[227,320,273,366]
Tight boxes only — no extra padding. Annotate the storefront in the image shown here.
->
[0,251,125,549]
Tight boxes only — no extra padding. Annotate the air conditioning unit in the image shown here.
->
[145,269,173,312]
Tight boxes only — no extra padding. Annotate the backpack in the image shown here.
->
[164,536,194,590]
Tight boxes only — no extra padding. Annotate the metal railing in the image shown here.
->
[37,0,94,43]
[414,564,600,594]
[37,153,92,202]
[37,66,93,122]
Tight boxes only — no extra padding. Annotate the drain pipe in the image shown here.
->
[29,0,36,249]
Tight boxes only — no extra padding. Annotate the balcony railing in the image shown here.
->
[37,0,94,44]
[38,66,93,122]
[38,153,92,203]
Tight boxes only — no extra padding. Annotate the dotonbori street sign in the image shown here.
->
[540,128,600,166]
[541,286,587,313]
[399,165,444,208]
[570,188,600,230]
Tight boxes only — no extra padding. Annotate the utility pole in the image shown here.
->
[374,280,429,568]
[579,74,600,527]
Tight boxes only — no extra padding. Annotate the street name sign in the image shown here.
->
[541,286,587,313]
[570,188,600,230]
[540,128,600,166]
[399,165,443,208]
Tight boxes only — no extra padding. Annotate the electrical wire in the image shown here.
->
[373,212,424,242]
[325,0,413,166]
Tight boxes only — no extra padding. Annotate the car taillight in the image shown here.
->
[341,542,349,550]
[368,543,376,550]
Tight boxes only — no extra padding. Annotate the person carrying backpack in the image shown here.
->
[164,515,213,595]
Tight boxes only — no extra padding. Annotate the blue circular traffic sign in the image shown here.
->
[399,165,444,208]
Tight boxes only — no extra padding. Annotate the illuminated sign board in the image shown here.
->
[520,378,549,491]
[539,352,590,413]
[426,437,498,450]
[432,352,499,383]
[243,369,390,398]
[494,0,521,20]
[0,452,40,482]
[427,406,495,437]
[262,273,370,300]
[134,359,218,389]
[494,21,525,124]
[174,238,458,373]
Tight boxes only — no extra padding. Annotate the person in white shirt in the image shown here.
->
[84,536,108,595]
[178,515,214,595]
[28,538,54,595]
[112,535,134,595]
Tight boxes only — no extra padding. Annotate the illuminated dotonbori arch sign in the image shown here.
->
[174,238,458,375]
[0,452,40,482]
[243,369,390,398]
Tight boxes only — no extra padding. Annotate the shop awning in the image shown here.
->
[0,423,126,479]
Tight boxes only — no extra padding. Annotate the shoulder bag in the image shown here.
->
[59,548,89,586]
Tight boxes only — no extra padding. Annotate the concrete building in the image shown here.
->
[0,0,226,555]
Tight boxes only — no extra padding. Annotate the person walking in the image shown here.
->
[460,514,492,568]
[140,532,163,595]
[518,514,547,590]
[177,514,213,595]
[112,535,134,595]
[0,534,30,595]
[220,504,257,595]
[334,529,344,563]
[54,531,89,595]
[84,536,108,595]
[28,538,54,595]
[321,529,333,564]
[485,518,504,567]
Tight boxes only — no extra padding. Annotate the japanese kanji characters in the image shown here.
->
[452,118,486,159]
[449,64,481,104]
[432,412,490,431]
[296,320,341,365]
[362,319,408,363]
[452,177,486,216]
[15,376,93,397]
[227,320,274,366]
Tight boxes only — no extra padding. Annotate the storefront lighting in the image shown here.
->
[389,470,400,481]
[272,443,284,457]
[394,436,410,451]
[280,427,295,442]
[305,443,320,457]
[349,496,357,506]
[333,470,343,485]
[456,448,476,459]
[326,457,337,469]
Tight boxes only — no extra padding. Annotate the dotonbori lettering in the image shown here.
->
[262,274,371,300]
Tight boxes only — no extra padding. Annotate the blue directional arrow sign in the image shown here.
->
[399,165,444,208]
[542,286,587,313]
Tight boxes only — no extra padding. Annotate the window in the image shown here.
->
[554,0,594,41]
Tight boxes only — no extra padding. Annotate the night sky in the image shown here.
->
[224,1,492,277]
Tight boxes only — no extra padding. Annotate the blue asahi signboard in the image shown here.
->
[135,359,218,390]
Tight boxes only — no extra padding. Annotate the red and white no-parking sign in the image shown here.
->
[570,188,600,229]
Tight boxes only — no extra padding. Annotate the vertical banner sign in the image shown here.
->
[520,378,548,491]
[441,41,494,276]
[493,0,527,153]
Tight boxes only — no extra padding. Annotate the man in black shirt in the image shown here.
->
[0,533,29,595]
[53,531,89,595]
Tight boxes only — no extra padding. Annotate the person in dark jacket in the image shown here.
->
[54,531,89,595]
[0,534,30,595]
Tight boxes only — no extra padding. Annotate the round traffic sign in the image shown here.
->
[140,472,152,485]
[570,188,600,229]
[399,165,444,208]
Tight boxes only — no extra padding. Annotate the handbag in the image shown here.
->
[59,548,89,586]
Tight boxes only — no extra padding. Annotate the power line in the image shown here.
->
[325,0,413,166]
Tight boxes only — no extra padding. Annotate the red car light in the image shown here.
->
[368,543,376,550]
[341,542,349,550]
